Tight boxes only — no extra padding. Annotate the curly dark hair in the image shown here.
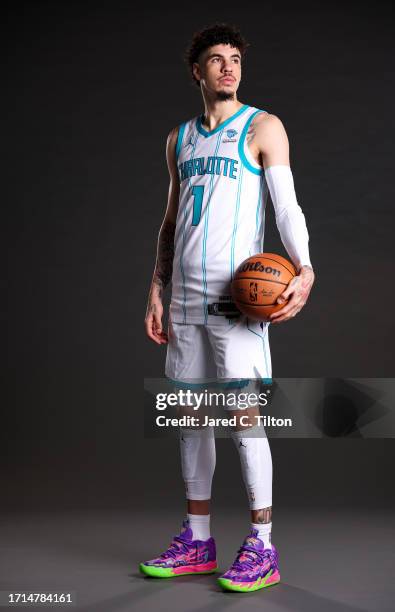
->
[184,23,249,88]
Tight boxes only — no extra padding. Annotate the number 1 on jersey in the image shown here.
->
[191,185,204,226]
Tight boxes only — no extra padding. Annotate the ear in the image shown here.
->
[192,62,201,83]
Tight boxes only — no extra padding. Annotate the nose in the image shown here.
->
[222,59,233,73]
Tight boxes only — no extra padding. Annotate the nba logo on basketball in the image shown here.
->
[249,282,258,302]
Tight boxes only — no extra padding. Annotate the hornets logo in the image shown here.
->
[222,128,238,143]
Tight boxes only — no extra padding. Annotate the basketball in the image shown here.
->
[231,253,297,321]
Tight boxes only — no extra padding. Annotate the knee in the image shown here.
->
[230,424,272,490]
[179,426,216,500]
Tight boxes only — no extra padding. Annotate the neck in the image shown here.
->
[200,92,244,131]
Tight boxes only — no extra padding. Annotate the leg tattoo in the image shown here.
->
[252,507,272,524]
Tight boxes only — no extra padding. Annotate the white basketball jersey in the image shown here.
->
[170,104,269,325]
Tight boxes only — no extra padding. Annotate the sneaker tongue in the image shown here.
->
[243,528,265,551]
[180,519,194,540]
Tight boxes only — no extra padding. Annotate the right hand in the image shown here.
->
[145,298,168,345]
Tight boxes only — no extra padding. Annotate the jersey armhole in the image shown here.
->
[238,110,267,175]
[175,122,187,162]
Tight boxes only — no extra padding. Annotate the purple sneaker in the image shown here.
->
[139,519,218,578]
[217,528,280,592]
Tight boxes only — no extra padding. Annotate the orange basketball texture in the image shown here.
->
[231,253,297,321]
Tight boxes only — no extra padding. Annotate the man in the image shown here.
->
[141,23,315,593]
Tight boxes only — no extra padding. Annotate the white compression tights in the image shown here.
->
[179,423,272,510]
[179,426,216,500]
[230,424,273,510]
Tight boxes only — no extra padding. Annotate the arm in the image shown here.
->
[248,113,315,323]
[145,126,180,344]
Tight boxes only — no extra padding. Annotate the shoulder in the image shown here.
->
[166,118,194,152]
[166,125,181,162]
[249,112,289,151]
[167,125,180,148]
[251,111,286,135]
[166,126,182,178]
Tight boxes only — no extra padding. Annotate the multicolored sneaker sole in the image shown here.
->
[139,519,218,579]
[217,529,280,592]
[217,567,280,592]
[139,560,218,578]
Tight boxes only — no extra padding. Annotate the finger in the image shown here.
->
[157,329,169,344]
[144,317,154,337]
[153,312,163,334]
[150,328,163,344]
[271,313,294,324]
[270,303,293,319]
[147,329,162,344]
[154,317,168,344]
[271,307,301,323]
[272,293,303,315]
[276,292,288,305]
[278,277,300,300]
[276,286,303,306]
[270,303,298,320]
[276,284,295,303]
[145,318,163,344]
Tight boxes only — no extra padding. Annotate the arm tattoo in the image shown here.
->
[246,114,266,165]
[151,220,176,298]
[246,111,267,145]
[246,123,256,145]
[252,506,272,524]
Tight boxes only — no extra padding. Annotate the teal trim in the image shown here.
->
[249,174,263,259]
[238,110,266,175]
[166,376,217,390]
[176,122,187,161]
[196,104,249,138]
[219,379,251,390]
[201,131,223,324]
[230,164,244,280]
[254,173,264,243]
[180,133,199,322]
[246,318,271,380]
[261,181,268,251]
[263,331,270,378]
[166,376,258,391]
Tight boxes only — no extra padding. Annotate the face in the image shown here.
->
[193,43,242,99]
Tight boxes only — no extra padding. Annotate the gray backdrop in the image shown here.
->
[4,0,395,515]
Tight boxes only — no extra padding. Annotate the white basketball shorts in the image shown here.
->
[165,315,272,410]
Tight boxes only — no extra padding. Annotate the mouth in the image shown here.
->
[219,77,235,84]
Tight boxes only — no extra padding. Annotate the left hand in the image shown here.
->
[269,265,315,324]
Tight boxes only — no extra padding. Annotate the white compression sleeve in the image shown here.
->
[231,424,273,510]
[179,426,216,500]
[264,165,312,271]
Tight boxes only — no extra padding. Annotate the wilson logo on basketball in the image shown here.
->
[239,262,281,277]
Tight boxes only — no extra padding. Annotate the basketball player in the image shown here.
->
[141,24,315,592]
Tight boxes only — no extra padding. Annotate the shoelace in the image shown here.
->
[160,536,192,559]
[231,545,270,572]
